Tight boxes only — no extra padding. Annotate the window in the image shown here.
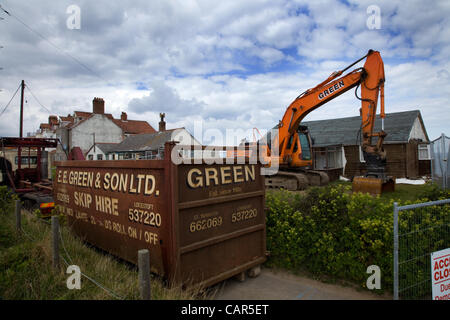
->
[15,156,37,165]
[124,153,135,160]
[313,146,343,170]
[418,144,430,160]
[327,146,343,168]
[298,133,311,160]
[88,155,93,160]
[97,154,103,160]
[158,147,164,159]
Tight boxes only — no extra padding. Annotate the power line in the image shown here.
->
[25,84,53,115]
[1,81,56,126]
[0,4,11,16]
[0,4,107,83]
[0,6,5,76]
[0,82,21,118]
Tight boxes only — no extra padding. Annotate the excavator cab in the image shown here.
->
[297,126,312,161]
[285,126,313,168]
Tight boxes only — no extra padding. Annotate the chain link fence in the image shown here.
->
[431,133,449,189]
[393,199,450,300]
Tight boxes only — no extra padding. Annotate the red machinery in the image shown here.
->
[1,137,58,215]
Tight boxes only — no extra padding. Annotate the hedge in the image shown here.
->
[265,183,450,295]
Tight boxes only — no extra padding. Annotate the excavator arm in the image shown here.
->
[264,50,394,194]
[277,49,386,160]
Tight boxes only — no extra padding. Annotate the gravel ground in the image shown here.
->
[210,267,392,300]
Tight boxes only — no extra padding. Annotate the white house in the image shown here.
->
[85,143,119,160]
[106,128,203,160]
[105,113,216,161]
[54,97,156,160]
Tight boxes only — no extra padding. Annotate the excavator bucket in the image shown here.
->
[352,176,395,195]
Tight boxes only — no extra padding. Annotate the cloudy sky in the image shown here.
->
[0,0,449,145]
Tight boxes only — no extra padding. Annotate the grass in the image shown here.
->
[0,198,199,300]
[380,183,428,202]
[329,179,433,202]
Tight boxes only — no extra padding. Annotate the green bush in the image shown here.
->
[0,186,18,213]
[265,184,450,295]
[417,182,450,201]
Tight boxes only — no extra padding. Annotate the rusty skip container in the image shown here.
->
[53,142,266,288]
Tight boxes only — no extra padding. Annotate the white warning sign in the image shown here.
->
[431,248,450,300]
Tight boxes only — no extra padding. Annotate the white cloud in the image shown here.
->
[0,0,448,143]
[128,81,206,121]
[297,27,349,60]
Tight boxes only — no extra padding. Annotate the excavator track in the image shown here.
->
[265,169,329,191]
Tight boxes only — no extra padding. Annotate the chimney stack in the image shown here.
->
[48,115,58,124]
[93,97,105,114]
[121,112,127,121]
[159,113,166,132]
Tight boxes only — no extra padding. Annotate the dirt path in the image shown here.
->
[210,267,391,300]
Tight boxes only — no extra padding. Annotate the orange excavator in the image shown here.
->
[261,49,395,194]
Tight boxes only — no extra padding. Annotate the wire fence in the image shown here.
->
[431,133,449,190]
[2,195,126,300]
[393,199,450,300]
[57,224,125,300]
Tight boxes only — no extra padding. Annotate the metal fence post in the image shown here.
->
[393,199,449,299]
[138,249,151,300]
[51,216,60,269]
[442,133,447,189]
[393,202,399,300]
[15,200,21,231]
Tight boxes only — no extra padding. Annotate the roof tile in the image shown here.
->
[112,119,156,134]
[111,129,178,152]
[302,110,425,147]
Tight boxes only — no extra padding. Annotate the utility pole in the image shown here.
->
[20,80,25,138]
[18,80,25,173]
